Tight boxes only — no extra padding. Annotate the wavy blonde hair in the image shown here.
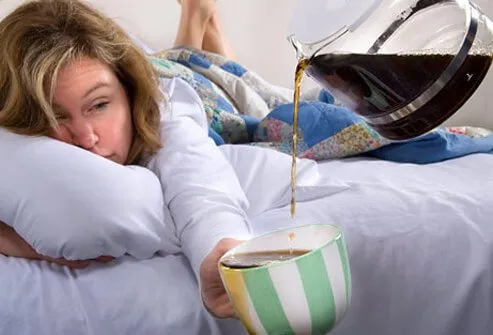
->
[0,0,163,165]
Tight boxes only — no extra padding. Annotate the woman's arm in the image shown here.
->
[148,78,251,318]
[149,78,251,274]
[0,221,44,260]
[0,221,111,268]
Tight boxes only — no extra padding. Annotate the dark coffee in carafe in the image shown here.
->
[305,53,492,140]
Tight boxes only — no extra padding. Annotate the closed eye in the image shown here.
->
[92,101,109,111]
[55,113,68,121]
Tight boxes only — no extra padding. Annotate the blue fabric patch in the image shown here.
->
[239,115,261,141]
[318,90,335,104]
[216,96,235,113]
[368,130,493,164]
[208,127,225,145]
[221,61,248,77]
[267,102,362,147]
[189,54,212,69]
[176,59,191,68]
[193,72,213,89]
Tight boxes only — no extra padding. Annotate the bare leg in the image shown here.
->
[202,13,237,61]
[174,0,236,60]
[173,0,214,49]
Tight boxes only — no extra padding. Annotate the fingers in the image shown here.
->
[41,255,115,269]
[94,255,115,263]
[207,294,238,319]
[42,256,91,269]
[200,239,246,319]
[214,238,244,257]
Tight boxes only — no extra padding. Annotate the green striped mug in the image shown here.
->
[218,224,351,335]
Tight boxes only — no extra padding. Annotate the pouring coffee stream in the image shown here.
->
[290,59,309,218]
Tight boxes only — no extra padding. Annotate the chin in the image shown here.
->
[103,154,123,165]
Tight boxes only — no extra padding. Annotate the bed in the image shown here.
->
[1,151,493,335]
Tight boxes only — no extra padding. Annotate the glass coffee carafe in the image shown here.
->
[288,0,493,140]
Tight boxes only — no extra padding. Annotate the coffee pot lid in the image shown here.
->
[288,0,383,45]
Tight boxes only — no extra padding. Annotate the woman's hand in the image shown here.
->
[0,222,113,269]
[200,238,243,319]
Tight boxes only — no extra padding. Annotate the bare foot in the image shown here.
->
[178,0,217,22]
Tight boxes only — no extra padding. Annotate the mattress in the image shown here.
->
[1,153,492,335]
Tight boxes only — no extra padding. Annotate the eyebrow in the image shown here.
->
[83,81,112,99]
[51,81,113,111]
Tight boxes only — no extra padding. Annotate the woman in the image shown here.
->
[0,0,248,319]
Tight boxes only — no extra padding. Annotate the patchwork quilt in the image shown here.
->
[150,47,493,164]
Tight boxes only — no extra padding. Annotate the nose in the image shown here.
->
[68,119,98,150]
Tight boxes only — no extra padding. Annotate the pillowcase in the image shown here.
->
[218,144,350,217]
[0,128,165,260]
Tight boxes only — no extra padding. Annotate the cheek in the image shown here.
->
[49,126,72,144]
[99,105,133,152]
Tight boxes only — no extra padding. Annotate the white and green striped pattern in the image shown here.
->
[221,236,351,335]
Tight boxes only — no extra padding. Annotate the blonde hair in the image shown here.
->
[0,0,162,165]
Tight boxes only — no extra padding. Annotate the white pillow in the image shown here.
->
[218,144,350,217]
[0,128,166,260]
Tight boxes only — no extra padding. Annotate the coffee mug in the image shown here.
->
[218,224,351,335]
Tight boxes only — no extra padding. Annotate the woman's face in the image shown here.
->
[50,57,133,164]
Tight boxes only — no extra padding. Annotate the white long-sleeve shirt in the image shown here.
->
[147,78,252,277]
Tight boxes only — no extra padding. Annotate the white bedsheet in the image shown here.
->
[251,153,493,335]
[1,152,492,335]
[0,253,244,335]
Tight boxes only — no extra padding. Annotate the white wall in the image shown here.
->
[93,0,300,89]
[0,0,300,87]
[1,0,492,128]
